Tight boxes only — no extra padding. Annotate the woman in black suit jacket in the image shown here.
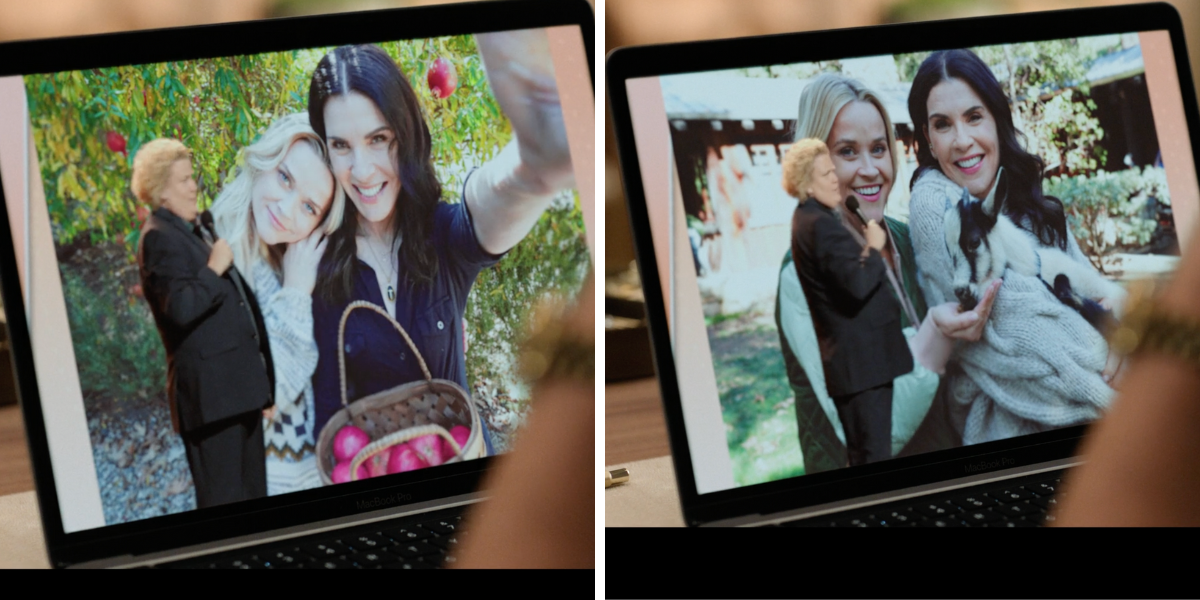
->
[133,138,276,509]
[783,138,913,466]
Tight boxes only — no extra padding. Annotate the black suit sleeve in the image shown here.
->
[142,228,228,330]
[814,214,887,303]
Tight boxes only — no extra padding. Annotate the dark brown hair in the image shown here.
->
[308,44,442,304]
[908,49,1068,250]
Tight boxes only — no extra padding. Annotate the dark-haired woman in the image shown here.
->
[906,49,1121,445]
[307,32,574,455]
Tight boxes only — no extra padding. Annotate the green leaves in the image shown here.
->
[1046,166,1171,271]
[30,36,587,417]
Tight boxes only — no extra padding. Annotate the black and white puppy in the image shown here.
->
[943,169,1126,325]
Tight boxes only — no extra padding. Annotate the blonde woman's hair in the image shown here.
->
[209,112,346,288]
[782,138,830,201]
[131,138,191,209]
[793,73,899,180]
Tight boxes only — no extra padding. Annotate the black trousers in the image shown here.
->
[182,410,267,509]
[832,383,893,467]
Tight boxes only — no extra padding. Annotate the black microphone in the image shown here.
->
[844,195,870,228]
[199,210,219,241]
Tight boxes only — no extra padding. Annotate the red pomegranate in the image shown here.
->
[333,425,370,463]
[410,434,446,467]
[137,205,150,222]
[386,443,427,474]
[426,57,457,99]
[331,461,368,484]
[106,131,127,156]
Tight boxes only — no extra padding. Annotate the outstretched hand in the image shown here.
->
[930,278,1001,341]
[475,30,574,196]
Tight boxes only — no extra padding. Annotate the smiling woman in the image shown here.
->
[250,141,335,247]
[305,33,577,463]
[924,78,1000,199]
[906,48,1120,445]
[827,100,894,222]
[208,112,345,495]
[773,73,993,477]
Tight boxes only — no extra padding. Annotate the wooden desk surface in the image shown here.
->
[605,377,671,465]
[604,379,686,527]
[0,405,33,497]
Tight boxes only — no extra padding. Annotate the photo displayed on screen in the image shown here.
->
[20,29,589,525]
[658,33,1181,489]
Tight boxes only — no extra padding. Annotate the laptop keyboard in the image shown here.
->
[162,506,467,568]
[776,470,1065,527]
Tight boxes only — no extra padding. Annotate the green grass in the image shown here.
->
[708,313,805,487]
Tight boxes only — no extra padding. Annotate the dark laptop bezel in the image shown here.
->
[606,2,1196,527]
[0,0,594,567]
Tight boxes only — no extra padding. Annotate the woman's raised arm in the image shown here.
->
[465,30,576,255]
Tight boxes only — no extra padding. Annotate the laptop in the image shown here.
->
[607,2,1197,527]
[0,0,594,568]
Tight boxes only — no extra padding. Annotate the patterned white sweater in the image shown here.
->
[907,169,1114,445]
[246,257,322,494]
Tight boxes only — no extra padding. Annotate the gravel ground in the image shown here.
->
[86,388,514,526]
[86,395,195,525]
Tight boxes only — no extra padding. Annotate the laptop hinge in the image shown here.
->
[71,492,484,569]
[702,458,1081,527]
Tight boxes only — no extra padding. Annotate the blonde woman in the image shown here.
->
[776,74,999,472]
[208,112,346,495]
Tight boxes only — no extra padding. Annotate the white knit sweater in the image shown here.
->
[907,169,1114,445]
[247,257,322,494]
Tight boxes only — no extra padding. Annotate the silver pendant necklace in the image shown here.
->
[364,233,398,303]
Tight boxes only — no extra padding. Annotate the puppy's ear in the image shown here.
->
[981,166,1006,218]
[943,206,961,264]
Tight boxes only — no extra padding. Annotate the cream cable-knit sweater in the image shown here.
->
[247,257,322,494]
[908,169,1114,445]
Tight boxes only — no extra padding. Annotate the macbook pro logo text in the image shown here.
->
[355,493,413,512]
[963,457,1015,474]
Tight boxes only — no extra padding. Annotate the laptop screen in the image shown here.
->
[624,30,1196,495]
[0,24,593,533]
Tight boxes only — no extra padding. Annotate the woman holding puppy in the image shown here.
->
[906,49,1120,445]
[777,74,998,472]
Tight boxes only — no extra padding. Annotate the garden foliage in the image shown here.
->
[27,35,588,424]
[1046,166,1171,272]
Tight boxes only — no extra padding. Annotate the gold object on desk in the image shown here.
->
[605,467,630,488]
[1109,278,1200,365]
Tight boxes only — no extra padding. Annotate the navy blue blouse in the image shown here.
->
[312,200,502,454]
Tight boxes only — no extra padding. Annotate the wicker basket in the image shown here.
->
[315,301,485,485]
